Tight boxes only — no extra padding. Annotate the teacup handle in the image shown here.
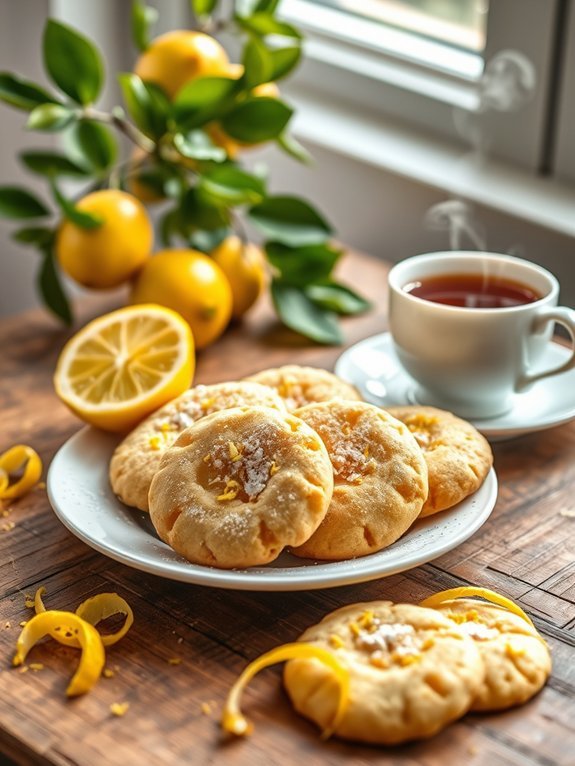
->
[517,306,575,390]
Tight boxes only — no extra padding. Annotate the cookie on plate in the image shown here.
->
[148,406,334,569]
[246,365,361,412]
[284,601,485,745]
[434,598,551,711]
[385,406,493,517]
[291,401,428,560]
[109,381,286,512]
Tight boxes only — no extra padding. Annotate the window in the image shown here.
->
[280,0,568,177]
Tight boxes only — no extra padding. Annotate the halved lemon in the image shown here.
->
[54,305,195,432]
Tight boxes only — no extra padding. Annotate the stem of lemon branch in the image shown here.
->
[83,106,156,153]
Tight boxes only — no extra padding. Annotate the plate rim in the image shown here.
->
[335,331,575,439]
[47,426,498,591]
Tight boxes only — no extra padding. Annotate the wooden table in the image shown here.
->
[1,252,574,766]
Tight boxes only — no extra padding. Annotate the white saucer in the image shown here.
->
[47,426,497,591]
[335,332,575,441]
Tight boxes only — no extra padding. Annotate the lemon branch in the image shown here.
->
[83,106,156,154]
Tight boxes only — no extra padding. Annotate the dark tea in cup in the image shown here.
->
[403,273,543,309]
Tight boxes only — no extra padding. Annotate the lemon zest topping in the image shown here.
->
[203,453,211,463]
[222,642,349,740]
[228,442,242,462]
[269,461,280,476]
[329,634,345,649]
[201,397,216,410]
[217,479,240,502]
[0,445,42,501]
[148,436,162,451]
[357,610,374,629]
[419,587,536,630]
[348,621,361,637]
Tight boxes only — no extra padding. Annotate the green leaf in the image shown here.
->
[172,76,239,130]
[221,97,292,142]
[242,37,273,89]
[254,0,281,12]
[249,196,332,245]
[118,73,170,139]
[269,46,301,81]
[50,180,102,229]
[19,150,90,178]
[180,188,230,232]
[43,19,104,105]
[173,130,226,162]
[0,72,58,111]
[132,1,158,52]
[26,103,76,132]
[159,208,182,246]
[0,187,50,219]
[266,242,340,285]
[277,132,312,164]
[188,227,230,253]
[12,226,54,247]
[271,282,342,344]
[191,0,218,15]
[236,14,302,39]
[306,282,372,315]
[37,250,73,325]
[68,121,118,172]
[199,166,266,206]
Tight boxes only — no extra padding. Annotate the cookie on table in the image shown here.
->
[434,598,551,711]
[290,401,428,560]
[284,601,485,745]
[148,406,334,569]
[385,405,493,517]
[109,381,286,512]
[245,365,361,412]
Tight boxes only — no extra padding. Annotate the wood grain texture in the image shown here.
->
[1,251,574,766]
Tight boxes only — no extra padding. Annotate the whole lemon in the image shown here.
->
[211,236,267,319]
[134,30,230,99]
[56,190,153,290]
[130,249,233,349]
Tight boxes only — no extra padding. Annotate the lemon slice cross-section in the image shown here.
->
[54,304,195,432]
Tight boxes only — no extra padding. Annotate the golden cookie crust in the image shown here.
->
[435,598,551,711]
[245,365,361,412]
[148,406,334,569]
[385,405,493,517]
[290,401,428,560]
[109,381,286,512]
[284,601,484,745]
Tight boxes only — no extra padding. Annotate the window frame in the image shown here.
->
[280,0,563,173]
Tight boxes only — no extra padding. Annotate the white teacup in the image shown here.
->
[388,252,575,419]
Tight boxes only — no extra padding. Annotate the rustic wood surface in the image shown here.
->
[1,251,574,766]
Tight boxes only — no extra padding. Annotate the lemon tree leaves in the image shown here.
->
[37,249,73,325]
[43,20,104,106]
[249,196,332,246]
[0,187,50,219]
[0,73,57,111]
[132,1,159,52]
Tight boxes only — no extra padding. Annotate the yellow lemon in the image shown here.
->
[56,190,153,290]
[134,30,230,99]
[130,249,233,349]
[54,305,195,432]
[211,236,267,319]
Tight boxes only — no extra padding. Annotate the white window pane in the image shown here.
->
[310,0,489,54]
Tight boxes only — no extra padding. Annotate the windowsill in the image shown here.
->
[288,86,575,239]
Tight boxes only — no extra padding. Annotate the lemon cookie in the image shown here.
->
[148,406,334,568]
[386,406,493,517]
[284,601,484,745]
[434,598,551,711]
[291,401,428,560]
[110,381,286,512]
[246,365,361,411]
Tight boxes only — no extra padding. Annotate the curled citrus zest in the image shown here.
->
[222,642,350,740]
[13,610,105,696]
[419,587,535,630]
[0,445,42,500]
[75,593,134,647]
[34,587,47,614]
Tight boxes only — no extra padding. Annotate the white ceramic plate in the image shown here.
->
[47,427,498,591]
[335,332,575,441]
